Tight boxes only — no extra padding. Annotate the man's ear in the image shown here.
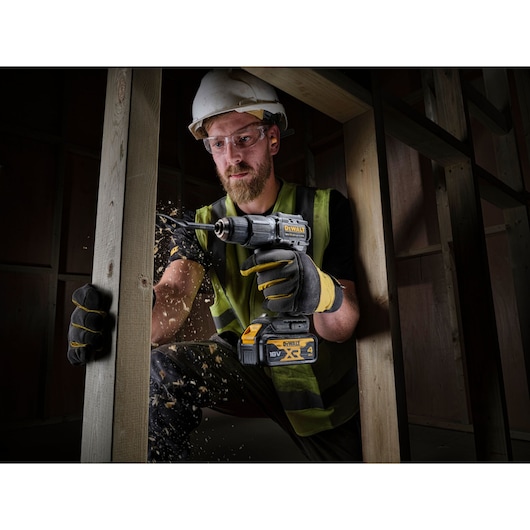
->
[269,125,280,154]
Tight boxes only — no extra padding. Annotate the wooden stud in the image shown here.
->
[483,69,530,419]
[483,69,524,192]
[81,68,161,462]
[513,70,530,189]
[344,108,408,462]
[422,70,469,411]
[433,69,512,461]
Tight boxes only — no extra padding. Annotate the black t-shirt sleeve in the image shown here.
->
[321,190,356,282]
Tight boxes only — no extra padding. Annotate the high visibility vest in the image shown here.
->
[195,181,359,436]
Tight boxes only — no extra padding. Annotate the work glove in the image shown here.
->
[240,249,344,315]
[67,284,111,366]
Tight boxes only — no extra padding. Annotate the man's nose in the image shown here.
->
[225,140,242,163]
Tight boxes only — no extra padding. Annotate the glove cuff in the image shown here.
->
[315,270,344,313]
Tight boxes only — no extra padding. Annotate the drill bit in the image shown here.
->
[176,219,216,231]
[156,213,215,232]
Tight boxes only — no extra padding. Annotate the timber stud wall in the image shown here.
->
[246,68,530,462]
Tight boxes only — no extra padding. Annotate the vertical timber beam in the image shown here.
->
[433,69,512,461]
[484,69,530,410]
[422,70,469,414]
[344,106,409,462]
[513,70,530,189]
[81,68,162,462]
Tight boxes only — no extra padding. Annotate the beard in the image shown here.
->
[217,157,272,205]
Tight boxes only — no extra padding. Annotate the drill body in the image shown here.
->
[213,212,310,252]
[163,212,318,366]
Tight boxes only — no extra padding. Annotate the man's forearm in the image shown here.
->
[151,291,191,347]
[313,280,359,343]
[150,259,205,347]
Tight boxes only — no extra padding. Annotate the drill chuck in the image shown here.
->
[214,215,276,247]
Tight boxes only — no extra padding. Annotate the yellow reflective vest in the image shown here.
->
[195,181,359,436]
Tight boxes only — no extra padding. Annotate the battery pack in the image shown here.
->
[238,316,318,366]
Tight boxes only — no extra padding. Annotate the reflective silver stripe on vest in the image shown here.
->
[274,388,325,411]
[212,307,239,331]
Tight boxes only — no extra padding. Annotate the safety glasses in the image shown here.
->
[203,124,269,154]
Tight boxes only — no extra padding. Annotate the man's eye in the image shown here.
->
[237,134,251,145]
[212,139,225,150]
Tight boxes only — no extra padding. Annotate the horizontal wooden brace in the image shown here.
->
[243,67,372,123]
[462,80,513,135]
[381,91,471,166]
[476,164,530,208]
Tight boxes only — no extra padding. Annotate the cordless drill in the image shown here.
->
[160,212,318,367]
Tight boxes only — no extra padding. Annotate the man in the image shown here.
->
[68,69,362,462]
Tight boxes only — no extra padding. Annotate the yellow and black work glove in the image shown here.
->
[240,248,344,315]
[67,284,111,366]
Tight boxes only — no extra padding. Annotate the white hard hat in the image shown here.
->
[188,69,288,140]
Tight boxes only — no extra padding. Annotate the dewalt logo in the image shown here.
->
[284,224,305,234]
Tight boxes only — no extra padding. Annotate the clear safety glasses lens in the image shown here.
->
[203,125,268,154]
